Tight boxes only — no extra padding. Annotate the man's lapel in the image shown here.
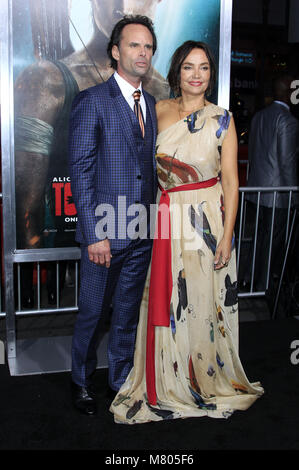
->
[143,90,157,139]
[143,90,157,171]
[108,75,137,153]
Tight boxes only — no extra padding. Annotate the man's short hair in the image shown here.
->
[107,15,157,70]
[272,73,294,101]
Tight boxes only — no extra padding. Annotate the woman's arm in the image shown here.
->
[214,115,239,270]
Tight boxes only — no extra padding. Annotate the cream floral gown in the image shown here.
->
[110,103,264,424]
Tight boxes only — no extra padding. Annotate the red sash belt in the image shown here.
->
[146,177,219,405]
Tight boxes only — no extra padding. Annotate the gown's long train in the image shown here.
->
[110,103,264,424]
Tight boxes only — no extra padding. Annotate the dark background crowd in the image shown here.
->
[230,0,299,160]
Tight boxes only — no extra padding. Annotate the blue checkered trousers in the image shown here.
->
[68,75,157,390]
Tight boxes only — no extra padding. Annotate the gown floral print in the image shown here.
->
[110,103,264,424]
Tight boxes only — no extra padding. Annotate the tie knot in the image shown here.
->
[133,89,141,102]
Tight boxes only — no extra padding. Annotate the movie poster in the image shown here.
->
[12,0,221,249]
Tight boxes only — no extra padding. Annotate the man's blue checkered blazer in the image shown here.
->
[68,74,157,250]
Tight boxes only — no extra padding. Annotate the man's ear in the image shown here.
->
[111,44,120,62]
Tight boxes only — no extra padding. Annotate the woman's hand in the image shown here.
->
[214,236,232,270]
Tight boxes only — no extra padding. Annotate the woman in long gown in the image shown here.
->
[110,41,264,424]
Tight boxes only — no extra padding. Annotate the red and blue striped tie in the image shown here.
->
[133,89,145,138]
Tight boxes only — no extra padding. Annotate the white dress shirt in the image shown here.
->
[114,71,146,122]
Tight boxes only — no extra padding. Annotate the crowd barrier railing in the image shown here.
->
[237,186,298,319]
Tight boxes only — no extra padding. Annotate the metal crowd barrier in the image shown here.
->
[14,259,80,315]
[237,186,299,319]
[8,247,81,314]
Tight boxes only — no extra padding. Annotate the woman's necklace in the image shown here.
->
[177,98,206,120]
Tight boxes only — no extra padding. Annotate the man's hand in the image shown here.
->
[88,239,112,268]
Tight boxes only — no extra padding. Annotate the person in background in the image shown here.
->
[246,74,299,310]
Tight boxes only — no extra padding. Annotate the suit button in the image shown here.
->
[137,175,142,179]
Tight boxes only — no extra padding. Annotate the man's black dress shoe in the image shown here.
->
[71,381,97,416]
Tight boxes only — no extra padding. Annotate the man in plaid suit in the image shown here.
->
[69,15,158,415]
